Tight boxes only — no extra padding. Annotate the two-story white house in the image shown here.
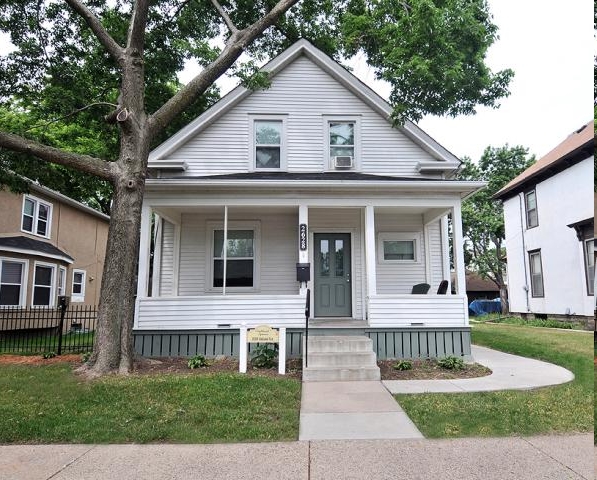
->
[133,40,485,361]
[494,121,594,324]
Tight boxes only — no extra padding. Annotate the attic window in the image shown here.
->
[252,117,287,170]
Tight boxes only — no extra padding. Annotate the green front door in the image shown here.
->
[314,233,352,317]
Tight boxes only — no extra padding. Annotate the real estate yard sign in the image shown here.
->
[239,324,286,375]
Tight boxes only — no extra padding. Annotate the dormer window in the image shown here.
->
[325,117,360,170]
[251,117,287,170]
[22,195,52,238]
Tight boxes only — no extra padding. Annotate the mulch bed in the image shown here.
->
[0,354,491,381]
[378,359,491,380]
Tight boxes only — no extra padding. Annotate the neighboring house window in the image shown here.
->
[0,259,27,306]
[253,119,284,170]
[213,230,255,287]
[378,233,421,263]
[524,190,538,229]
[22,195,52,238]
[528,250,544,297]
[584,239,594,296]
[32,263,55,306]
[57,266,66,297]
[72,269,86,302]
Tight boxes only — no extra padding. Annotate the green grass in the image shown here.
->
[0,364,301,443]
[396,323,593,438]
[471,313,585,329]
[0,331,94,354]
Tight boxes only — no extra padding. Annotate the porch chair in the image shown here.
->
[411,283,431,294]
[436,280,449,295]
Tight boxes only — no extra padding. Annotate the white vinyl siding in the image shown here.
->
[159,220,176,295]
[163,56,437,177]
[177,212,298,296]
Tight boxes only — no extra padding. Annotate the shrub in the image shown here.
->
[81,352,92,363]
[187,355,209,369]
[250,344,278,369]
[42,352,56,359]
[438,355,465,370]
[392,360,413,371]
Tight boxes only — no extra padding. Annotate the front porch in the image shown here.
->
[134,191,470,357]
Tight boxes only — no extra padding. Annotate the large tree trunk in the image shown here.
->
[499,285,509,315]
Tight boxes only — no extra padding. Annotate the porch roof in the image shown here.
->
[0,236,74,264]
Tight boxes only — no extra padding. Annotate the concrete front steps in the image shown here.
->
[303,335,381,382]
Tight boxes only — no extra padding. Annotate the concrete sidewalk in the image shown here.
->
[384,345,575,394]
[0,435,592,480]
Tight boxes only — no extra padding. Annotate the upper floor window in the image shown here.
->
[253,119,286,170]
[0,259,27,307]
[528,250,544,297]
[22,195,52,238]
[325,117,360,170]
[525,190,538,229]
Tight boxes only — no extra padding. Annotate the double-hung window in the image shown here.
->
[525,190,538,229]
[253,119,285,170]
[211,223,259,289]
[528,250,544,297]
[0,259,27,306]
[32,263,55,306]
[72,269,86,302]
[22,195,52,238]
[329,122,355,159]
[584,239,594,296]
[325,117,360,170]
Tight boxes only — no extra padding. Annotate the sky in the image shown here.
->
[181,0,594,162]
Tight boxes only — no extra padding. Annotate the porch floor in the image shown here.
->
[309,318,369,329]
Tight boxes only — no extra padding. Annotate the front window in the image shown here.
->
[22,196,52,238]
[33,263,55,306]
[378,233,420,263]
[72,269,86,302]
[525,190,538,229]
[213,230,255,288]
[528,250,544,297]
[0,260,26,306]
[584,239,594,295]
[254,120,282,169]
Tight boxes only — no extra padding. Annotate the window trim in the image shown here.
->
[71,269,86,302]
[524,189,538,229]
[324,115,361,171]
[528,249,544,298]
[0,257,28,307]
[31,261,56,307]
[377,232,422,264]
[21,195,53,239]
[249,115,288,172]
[205,220,261,293]
[583,238,594,296]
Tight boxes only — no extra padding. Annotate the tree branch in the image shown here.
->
[148,0,299,137]
[0,132,116,182]
[127,0,150,52]
[64,0,124,62]
[26,102,119,132]
[210,0,238,34]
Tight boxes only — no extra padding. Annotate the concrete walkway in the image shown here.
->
[0,435,592,480]
[384,345,575,394]
[300,344,574,440]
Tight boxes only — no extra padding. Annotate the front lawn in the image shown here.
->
[0,363,301,443]
[395,323,593,438]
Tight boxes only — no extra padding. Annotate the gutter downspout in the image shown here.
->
[518,194,530,312]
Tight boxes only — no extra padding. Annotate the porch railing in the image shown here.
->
[0,304,97,355]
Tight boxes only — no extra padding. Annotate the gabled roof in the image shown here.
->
[494,121,594,200]
[149,39,461,168]
[0,235,74,264]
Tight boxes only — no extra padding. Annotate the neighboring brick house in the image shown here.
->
[0,182,109,308]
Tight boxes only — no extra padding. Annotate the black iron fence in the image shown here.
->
[0,301,96,355]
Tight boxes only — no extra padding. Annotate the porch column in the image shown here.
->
[364,205,377,297]
[136,204,152,299]
[150,214,162,297]
[440,215,451,293]
[451,204,467,299]
[298,204,309,295]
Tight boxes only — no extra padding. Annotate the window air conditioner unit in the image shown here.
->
[333,156,354,169]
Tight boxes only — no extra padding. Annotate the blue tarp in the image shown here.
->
[469,299,501,316]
